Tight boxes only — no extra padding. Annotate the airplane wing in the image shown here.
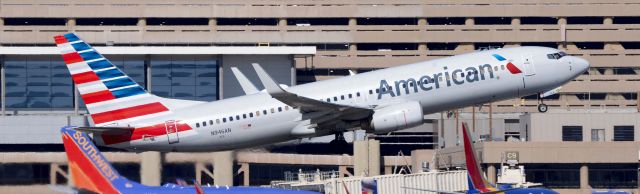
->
[73,126,133,135]
[252,63,373,116]
[231,67,259,94]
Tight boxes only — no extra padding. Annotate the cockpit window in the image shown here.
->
[547,52,567,60]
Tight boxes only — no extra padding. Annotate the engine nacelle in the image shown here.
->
[366,101,423,134]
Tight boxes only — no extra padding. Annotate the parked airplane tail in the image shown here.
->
[54,33,202,127]
[60,126,140,193]
[461,122,497,193]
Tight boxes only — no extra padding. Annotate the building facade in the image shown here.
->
[0,1,639,193]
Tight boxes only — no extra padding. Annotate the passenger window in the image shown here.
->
[341,95,345,100]
[278,107,282,112]
[216,119,220,124]
[376,89,379,93]
[334,97,338,101]
[229,116,233,121]
[223,118,227,122]
[263,110,267,115]
[357,92,361,97]
[256,111,260,116]
[270,108,275,113]
[326,98,330,102]
[236,115,240,120]
[494,66,499,72]
[501,65,505,70]
[369,90,373,94]
[348,94,352,98]
[249,113,254,117]
[209,120,213,125]
[285,106,289,110]
[202,121,207,127]
[243,114,247,119]
[439,77,444,82]
[196,123,200,128]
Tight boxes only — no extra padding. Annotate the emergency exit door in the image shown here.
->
[165,120,179,144]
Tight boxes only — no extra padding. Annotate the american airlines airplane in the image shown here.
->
[54,33,589,152]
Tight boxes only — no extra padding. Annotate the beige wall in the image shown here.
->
[523,112,640,142]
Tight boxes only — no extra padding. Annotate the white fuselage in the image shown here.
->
[97,47,588,152]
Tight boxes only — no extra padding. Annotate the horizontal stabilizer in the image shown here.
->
[73,126,133,135]
[401,187,465,194]
[231,67,259,95]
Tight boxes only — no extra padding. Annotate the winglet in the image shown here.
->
[251,63,288,97]
[462,122,495,192]
[230,67,259,94]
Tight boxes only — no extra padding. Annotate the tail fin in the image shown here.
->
[60,126,139,193]
[461,122,496,192]
[54,33,202,126]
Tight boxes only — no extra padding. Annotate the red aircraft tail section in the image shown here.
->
[461,122,496,192]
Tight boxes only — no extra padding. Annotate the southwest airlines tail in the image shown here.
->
[461,122,497,193]
[54,33,201,127]
[61,126,140,193]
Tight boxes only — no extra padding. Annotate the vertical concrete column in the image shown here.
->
[213,151,234,186]
[239,163,250,186]
[418,43,427,51]
[67,18,76,27]
[368,139,381,176]
[418,18,427,26]
[278,18,287,26]
[353,140,369,176]
[580,165,589,189]
[486,164,497,184]
[137,18,146,26]
[0,18,4,26]
[637,91,640,112]
[349,18,357,26]
[511,17,521,25]
[465,18,475,25]
[558,17,567,25]
[603,17,613,25]
[208,18,217,28]
[140,151,163,186]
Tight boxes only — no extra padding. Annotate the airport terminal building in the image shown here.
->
[0,1,639,194]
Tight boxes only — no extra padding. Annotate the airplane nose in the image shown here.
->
[566,56,590,74]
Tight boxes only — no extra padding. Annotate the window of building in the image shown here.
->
[426,43,459,50]
[427,17,465,25]
[520,17,558,25]
[525,164,581,188]
[4,55,73,109]
[76,18,139,26]
[217,18,278,26]
[357,43,418,51]
[567,17,604,25]
[589,164,639,189]
[287,18,349,26]
[4,18,67,26]
[562,126,583,141]
[150,55,218,101]
[474,17,512,25]
[613,126,634,141]
[574,42,605,50]
[357,18,418,25]
[591,129,605,142]
[147,18,209,26]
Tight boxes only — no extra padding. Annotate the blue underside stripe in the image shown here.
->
[96,69,125,80]
[492,54,506,61]
[87,59,113,71]
[71,42,91,52]
[103,77,137,89]
[111,87,146,98]
[79,51,102,61]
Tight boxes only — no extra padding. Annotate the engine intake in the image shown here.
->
[366,101,423,134]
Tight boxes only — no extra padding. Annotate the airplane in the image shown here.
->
[58,126,320,194]
[53,33,589,152]
[402,122,559,194]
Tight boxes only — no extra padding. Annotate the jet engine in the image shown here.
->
[364,101,423,134]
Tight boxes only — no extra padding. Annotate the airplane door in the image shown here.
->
[522,54,536,76]
[165,120,179,144]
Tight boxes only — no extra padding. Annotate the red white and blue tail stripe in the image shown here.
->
[55,33,170,126]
